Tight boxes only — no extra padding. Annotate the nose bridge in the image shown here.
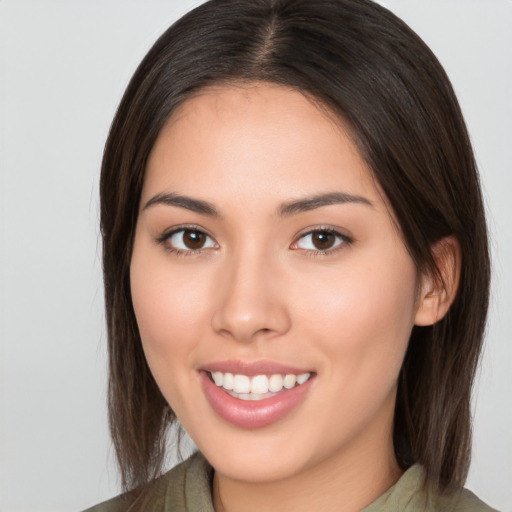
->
[211,242,290,342]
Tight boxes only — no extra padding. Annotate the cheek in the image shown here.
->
[131,270,208,343]
[296,249,418,380]
[129,241,214,392]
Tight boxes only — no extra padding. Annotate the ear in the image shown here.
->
[414,236,461,326]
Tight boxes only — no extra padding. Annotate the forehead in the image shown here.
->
[169,83,343,132]
[143,83,383,209]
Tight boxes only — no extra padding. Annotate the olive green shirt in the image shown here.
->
[83,452,498,512]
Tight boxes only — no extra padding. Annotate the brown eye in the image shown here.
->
[167,228,217,252]
[311,231,336,250]
[294,229,347,252]
[183,230,206,249]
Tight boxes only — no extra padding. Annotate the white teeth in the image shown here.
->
[297,373,310,385]
[251,375,269,394]
[223,372,234,390]
[230,391,275,401]
[213,371,223,386]
[210,371,312,398]
[269,374,284,392]
[233,374,251,394]
[283,374,297,389]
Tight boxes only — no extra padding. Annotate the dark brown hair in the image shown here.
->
[100,0,490,499]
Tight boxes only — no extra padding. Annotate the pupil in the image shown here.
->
[312,231,334,250]
[183,230,205,249]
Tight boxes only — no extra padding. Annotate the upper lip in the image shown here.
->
[199,360,313,377]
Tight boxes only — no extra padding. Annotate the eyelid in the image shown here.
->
[290,226,353,254]
[156,224,219,254]
[155,224,352,256]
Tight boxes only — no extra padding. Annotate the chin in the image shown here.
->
[209,449,310,483]
[190,420,325,484]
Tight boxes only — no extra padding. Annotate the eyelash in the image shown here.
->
[156,225,353,257]
[156,225,218,257]
[292,227,353,256]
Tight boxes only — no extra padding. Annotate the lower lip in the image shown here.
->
[200,371,314,429]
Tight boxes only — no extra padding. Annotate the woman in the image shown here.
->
[86,0,496,510]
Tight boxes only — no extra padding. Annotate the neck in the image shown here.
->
[212,427,402,512]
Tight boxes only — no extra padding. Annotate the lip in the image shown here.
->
[199,363,315,429]
[200,359,313,377]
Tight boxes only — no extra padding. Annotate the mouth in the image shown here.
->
[207,370,312,401]
[199,361,315,429]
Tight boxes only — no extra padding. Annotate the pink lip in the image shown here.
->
[200,359,312,377]
[199,364,315,429]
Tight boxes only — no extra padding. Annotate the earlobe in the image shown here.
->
[414,236,461,327]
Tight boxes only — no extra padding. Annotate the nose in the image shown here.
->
[211,248,291,343]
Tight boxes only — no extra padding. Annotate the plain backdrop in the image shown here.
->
[0,1,510,511]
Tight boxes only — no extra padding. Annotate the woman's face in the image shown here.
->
[130,83,422,483]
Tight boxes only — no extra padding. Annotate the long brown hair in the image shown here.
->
[100,0,490,498]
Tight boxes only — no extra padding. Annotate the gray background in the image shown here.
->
[0,1,510,510]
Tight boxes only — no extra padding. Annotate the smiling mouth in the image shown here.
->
[207,371,312,401]
[201,365,315,428]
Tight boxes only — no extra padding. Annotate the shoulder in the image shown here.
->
[448,488,500,512]
[363,465,500,512]
[82,452,214,512]
[432,487,499,512]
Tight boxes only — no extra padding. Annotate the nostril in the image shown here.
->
[211,295,292,342]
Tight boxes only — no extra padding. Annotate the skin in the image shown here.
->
[130,83,451,512]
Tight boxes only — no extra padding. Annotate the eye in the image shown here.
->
[292,228,349,253]
[163,228,218,252]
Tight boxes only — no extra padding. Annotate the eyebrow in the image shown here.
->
[143,193,219,216]
[143,191,373,217]
[278,192,373,216]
